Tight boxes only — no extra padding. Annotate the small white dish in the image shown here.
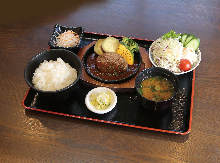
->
[85,87,117,114]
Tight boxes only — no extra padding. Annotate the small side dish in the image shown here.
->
[48,24,83,53]
[85,87,117,114]
[149,30,201,74]
[56,30,80,48]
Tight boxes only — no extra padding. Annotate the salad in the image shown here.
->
[149,30,201,74]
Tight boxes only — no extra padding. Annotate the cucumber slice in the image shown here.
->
[185,38,200,51]
[184,34,195,47]
[180,34,188,45]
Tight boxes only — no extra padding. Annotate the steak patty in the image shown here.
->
[96,52,128,75]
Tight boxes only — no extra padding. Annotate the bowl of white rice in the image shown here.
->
[24,49,82,101]
[149,37,201,75]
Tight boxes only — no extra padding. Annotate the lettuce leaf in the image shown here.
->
[162,30,181,40]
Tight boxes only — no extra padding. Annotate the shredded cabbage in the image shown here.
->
[151,38,183,73]
[89,91,113,110]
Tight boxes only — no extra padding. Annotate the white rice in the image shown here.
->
[32,58,77,91]
[150,37,198,73]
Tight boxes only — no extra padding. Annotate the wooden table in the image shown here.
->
[1,0,220,162]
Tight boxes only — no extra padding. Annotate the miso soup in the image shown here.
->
[140,76,174,102]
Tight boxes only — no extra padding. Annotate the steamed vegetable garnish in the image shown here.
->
[101,37,120,53]
[116,44,134,65]
[94,39,104,55]
[121,37,139,53]
[116,37,139,65]
[162,30,181,40]
[93,36,139,67]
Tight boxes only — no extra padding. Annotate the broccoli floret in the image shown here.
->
[121,37,139,53]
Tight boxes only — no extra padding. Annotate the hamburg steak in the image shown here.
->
[96,52,128,75]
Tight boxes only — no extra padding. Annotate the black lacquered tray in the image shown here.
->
[23,31,195,135]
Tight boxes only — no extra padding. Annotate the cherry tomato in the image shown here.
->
[179,59,191,72]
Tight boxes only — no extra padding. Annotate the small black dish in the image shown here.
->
[48,24,84,54]
[83,45,142,84]
[135,67,179,113]
[24,49,82,102]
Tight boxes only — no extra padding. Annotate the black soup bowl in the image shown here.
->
[135,67,179,113]
[24,49,82,102]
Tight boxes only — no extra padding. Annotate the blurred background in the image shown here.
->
[1,0,219,40]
